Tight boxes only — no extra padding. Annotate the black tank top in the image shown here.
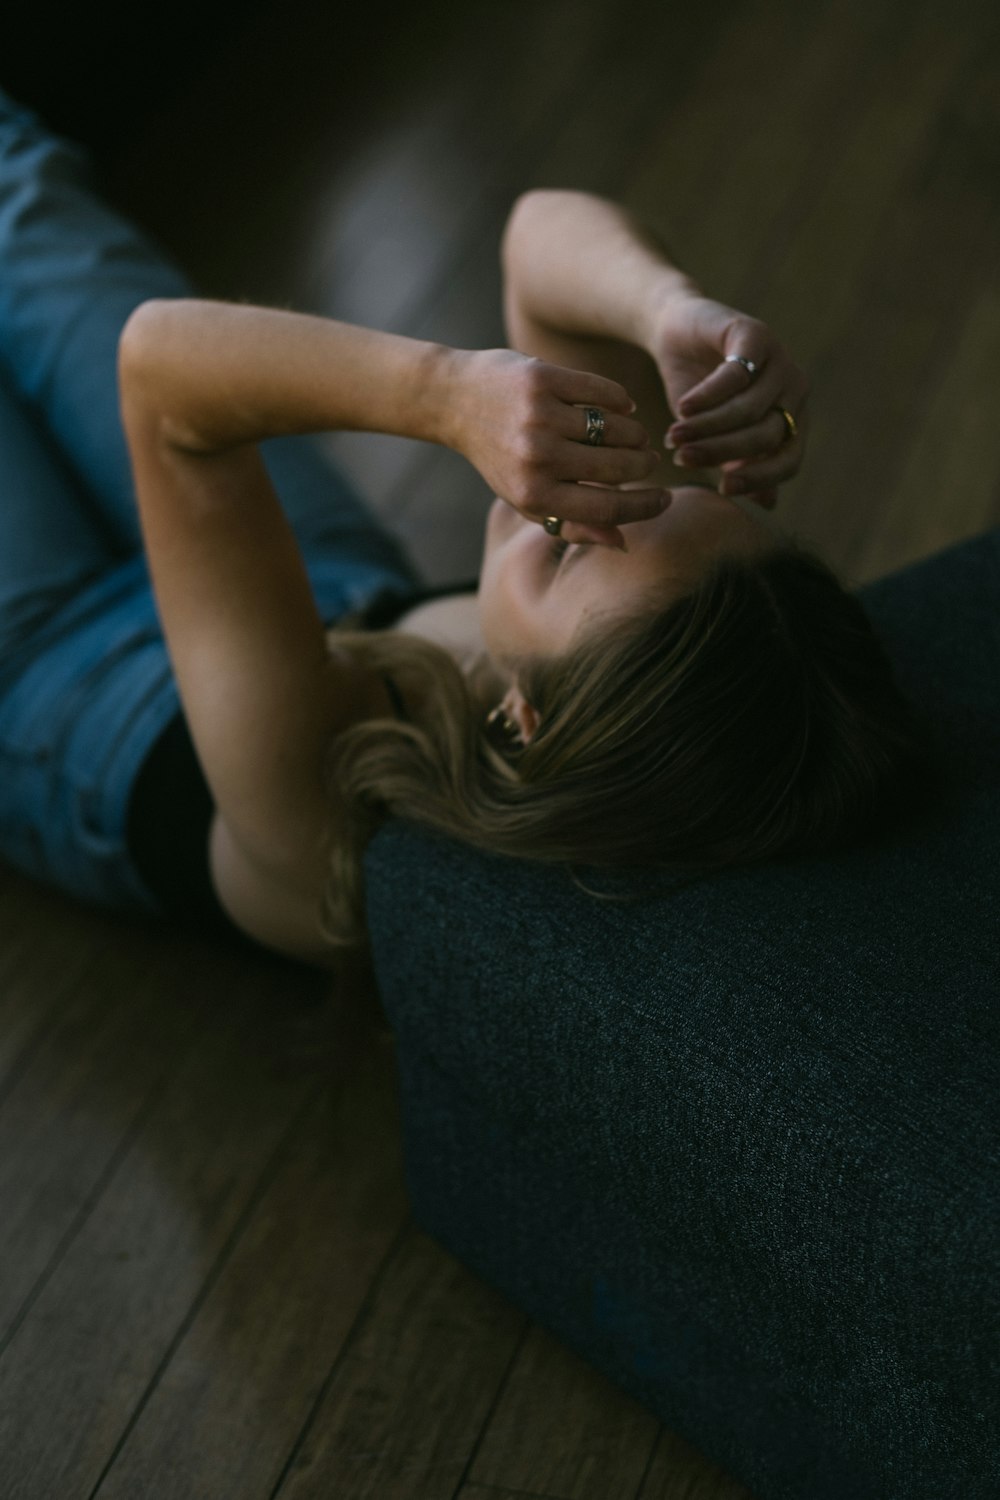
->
[126,580,477,935]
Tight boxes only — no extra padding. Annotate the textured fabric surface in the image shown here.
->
[365,525,1000,1500]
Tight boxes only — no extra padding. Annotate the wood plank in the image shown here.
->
[92,1013,409,1500]
[457,1485,567,1500]
[301,0,613,335]
[0,941,327,1500]
[467,1321,659,1500]
[622,0,975,584]
[853,281,1000,583]
[801,25,1000,582]
[0,925,202,1340]
[271,1227,525,1500]
[725,5,976,577]
[624,0,926,309]
[0,876,106,1093]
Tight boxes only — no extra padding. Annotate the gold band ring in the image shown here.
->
[543,516,564,537]
[775,405,798,443]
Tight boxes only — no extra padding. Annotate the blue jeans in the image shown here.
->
[0,89,419,914]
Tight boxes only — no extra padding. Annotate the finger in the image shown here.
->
[717,443,802,494]
[555,441,660,487]
[668,367,809,444]
[676,331,772,417]
[546,365,637,415]
[672,409,788,469]
[537,483,670,530]
[667,364,790,443]
[674,360,758,419]
[553,404,650,450]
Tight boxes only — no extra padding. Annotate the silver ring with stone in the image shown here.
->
[584,408,606,445]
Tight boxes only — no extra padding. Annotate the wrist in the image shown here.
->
[431,345,482,456]
[422,343,472,452]
[638,272,702,355]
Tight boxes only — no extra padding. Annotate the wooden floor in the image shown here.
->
[2,0,999,1496]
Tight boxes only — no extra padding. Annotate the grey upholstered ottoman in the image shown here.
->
[364,526,1000,1500]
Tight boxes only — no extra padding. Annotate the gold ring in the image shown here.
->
[775,405,798,443]
[543,516,564,537]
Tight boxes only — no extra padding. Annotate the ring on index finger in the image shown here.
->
[543,516,564,537]
[724,354,759,379]
[584,408,605,445]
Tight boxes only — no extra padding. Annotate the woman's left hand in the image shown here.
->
[647,292,810,510]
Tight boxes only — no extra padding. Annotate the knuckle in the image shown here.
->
[520,473,542,505]
[524,360,549,399]
[516,390,541,428]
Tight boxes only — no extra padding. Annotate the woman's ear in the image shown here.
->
[499,683,541,744]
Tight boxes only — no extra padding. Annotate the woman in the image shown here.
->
[0,91,935,969]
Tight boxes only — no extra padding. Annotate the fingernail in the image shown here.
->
[672,451,692,468]
[664,433,677,450]
[627,398,637,413]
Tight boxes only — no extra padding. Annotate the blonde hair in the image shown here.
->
[320,541,943,947]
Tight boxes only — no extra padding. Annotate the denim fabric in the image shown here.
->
[0,89,418,912]
[365,527,1000,1500]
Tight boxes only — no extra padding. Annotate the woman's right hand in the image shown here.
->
[448,347,671,548]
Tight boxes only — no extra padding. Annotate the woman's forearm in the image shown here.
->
[500,190,699,351]
[118,299,461,453]
[119,294,669,542]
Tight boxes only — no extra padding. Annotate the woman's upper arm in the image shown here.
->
[121,398,358,886]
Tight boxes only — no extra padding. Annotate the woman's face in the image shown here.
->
[477,483,786,669]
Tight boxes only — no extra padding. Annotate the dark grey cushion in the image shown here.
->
[364,526,1000,1500]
